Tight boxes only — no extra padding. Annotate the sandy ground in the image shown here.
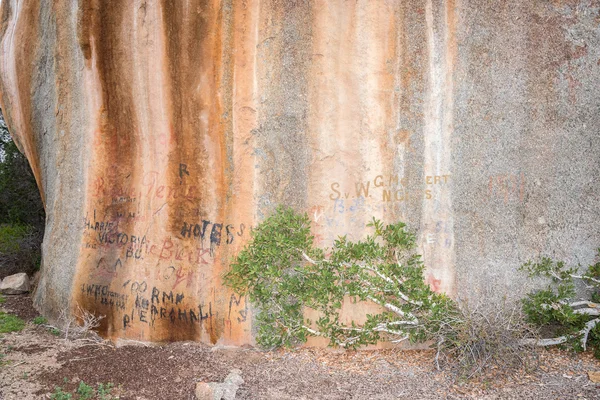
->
[2,294,600,400]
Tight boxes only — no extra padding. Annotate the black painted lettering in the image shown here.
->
[179,163,190,179]
[162,291,174,304]
[190,310,198,323]
[210,223,223,246]
[151,287,160,304]
[226,225,235,244]
[200,220,211,240]
[181,222,192,238]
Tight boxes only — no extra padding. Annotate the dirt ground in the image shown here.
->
[1,294,600,400]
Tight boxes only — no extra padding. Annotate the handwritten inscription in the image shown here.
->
[81,281,249,333]
[329,174,450,202]
[180,220,246,248]
[486,173,525,203]
[91,171,199,201]
[81,283,129,311]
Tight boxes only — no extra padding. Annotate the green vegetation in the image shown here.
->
[33,316,48,325]
[0,111,44,227]
[224,206,458,349]
[224,206,539,376]
[0,294,5,304]
[76,382,95,399]
[51,381,116,400]
[521,249,600,358]
[0,312,25,333]
[0,224,33,253]
[0,109,44,277]
[0,222,42,275]
[51,387,73,400]
[97,383,115,400]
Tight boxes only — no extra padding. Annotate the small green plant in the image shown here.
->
[50,327,61,336]
[76,382,95,400]
[521,249,600,357]
[0,294,5,304]
[97,383,114,400]
[224,206,458,349]
[50,386,72,400]
[50,381,116,400]
[0,312,25,333]
[33,316,48,325]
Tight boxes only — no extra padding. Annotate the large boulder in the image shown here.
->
[0,272,30,295]
[0,0,598,344]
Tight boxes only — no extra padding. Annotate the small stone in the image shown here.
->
[195,370,244,400]
[587,371,600,383]
[0,273,30,294]
[174,377,182,383]
[195,382,213,400]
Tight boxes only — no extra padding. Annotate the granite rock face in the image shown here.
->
[0,0,598,344]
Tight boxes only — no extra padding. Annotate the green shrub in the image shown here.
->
[33,316,48,325]
[521,249,600,357]
[224,206,458,349]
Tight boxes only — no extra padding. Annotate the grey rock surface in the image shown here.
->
[0,272,30,294]
[195,369,244,400]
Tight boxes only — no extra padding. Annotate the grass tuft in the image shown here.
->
[0,312,25,333]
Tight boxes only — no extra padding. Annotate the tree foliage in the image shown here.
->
[0,109,44,277]
[520,251,600,357]
[0,110,44,228]
[223,206,458,349]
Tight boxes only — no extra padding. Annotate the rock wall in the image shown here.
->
[0,0,598,345]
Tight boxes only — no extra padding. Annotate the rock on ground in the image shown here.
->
[195,369,244,400]
[0,273,30,294]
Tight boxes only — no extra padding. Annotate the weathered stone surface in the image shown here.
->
[194,382,214,400]
[195,369,244,400]
[588,371,600,383]
[0,272,30,294]
[0,1,598,344]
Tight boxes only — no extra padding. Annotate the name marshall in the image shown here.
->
[123,287,214,329]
